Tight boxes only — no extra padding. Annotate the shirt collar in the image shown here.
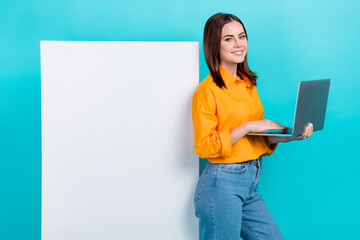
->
[219,65,252,88]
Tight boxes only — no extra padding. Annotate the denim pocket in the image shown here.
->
[217,162,248,174]
[193,169,210,202]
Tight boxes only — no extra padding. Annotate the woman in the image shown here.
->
[192,13,313,240]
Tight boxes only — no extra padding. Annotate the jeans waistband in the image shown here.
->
[205,155,263,170]
[247,155,263,167]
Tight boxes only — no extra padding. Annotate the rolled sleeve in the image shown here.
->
[218,130,232,158]
[192,87,232,159]
[263,136,278,156]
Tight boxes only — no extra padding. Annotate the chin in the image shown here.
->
[229,55,245,63]
[234,58,245,64]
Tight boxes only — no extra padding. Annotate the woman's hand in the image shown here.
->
[230,119,286,145]
[267,123,314,144]
[245,119,287,133]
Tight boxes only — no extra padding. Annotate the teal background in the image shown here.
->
[1,0,359,239]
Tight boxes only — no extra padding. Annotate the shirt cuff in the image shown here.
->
[219,130,232,158]
[269,143,278,152]
[264,136,278,155]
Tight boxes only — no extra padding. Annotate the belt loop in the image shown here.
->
[257,156,262,167]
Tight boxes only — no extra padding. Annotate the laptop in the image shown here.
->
[247,79,330,137]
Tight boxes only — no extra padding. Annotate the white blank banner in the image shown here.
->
[41,41,199,240]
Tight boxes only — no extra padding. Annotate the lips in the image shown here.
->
[231,50,244,56]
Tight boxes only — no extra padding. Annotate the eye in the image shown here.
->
[225,38,232,42]
[240,35,246,39]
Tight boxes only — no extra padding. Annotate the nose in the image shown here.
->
[234,38,241,48]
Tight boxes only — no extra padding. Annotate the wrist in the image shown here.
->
[267,136,274,144]
[243,121,252,133]
[267,136,280,144]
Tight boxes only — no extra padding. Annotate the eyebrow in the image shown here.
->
[223,32,246,39]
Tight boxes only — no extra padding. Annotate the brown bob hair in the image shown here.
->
[203,13,258,88]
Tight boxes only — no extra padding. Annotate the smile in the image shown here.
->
[231,51,243,56]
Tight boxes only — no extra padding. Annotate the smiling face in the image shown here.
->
[219,21,248,70]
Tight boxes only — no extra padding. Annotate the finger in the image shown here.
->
[266,120,287,129]
[296,134,306,140]
[270,124,287,130]
[265,119,281,126]
[309,123,313,137]
[302,123,312,138]
[307,126,311,138]
[268,121,284,128]
[305,126,311,137]
[305,123,312,138]
[278,124,289,130]
[301,129,308,138]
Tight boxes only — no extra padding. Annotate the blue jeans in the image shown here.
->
[194,156,284,240]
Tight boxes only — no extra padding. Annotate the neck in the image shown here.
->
[220,62,238,78]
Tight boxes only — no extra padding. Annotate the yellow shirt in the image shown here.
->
[192,65,276,164]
